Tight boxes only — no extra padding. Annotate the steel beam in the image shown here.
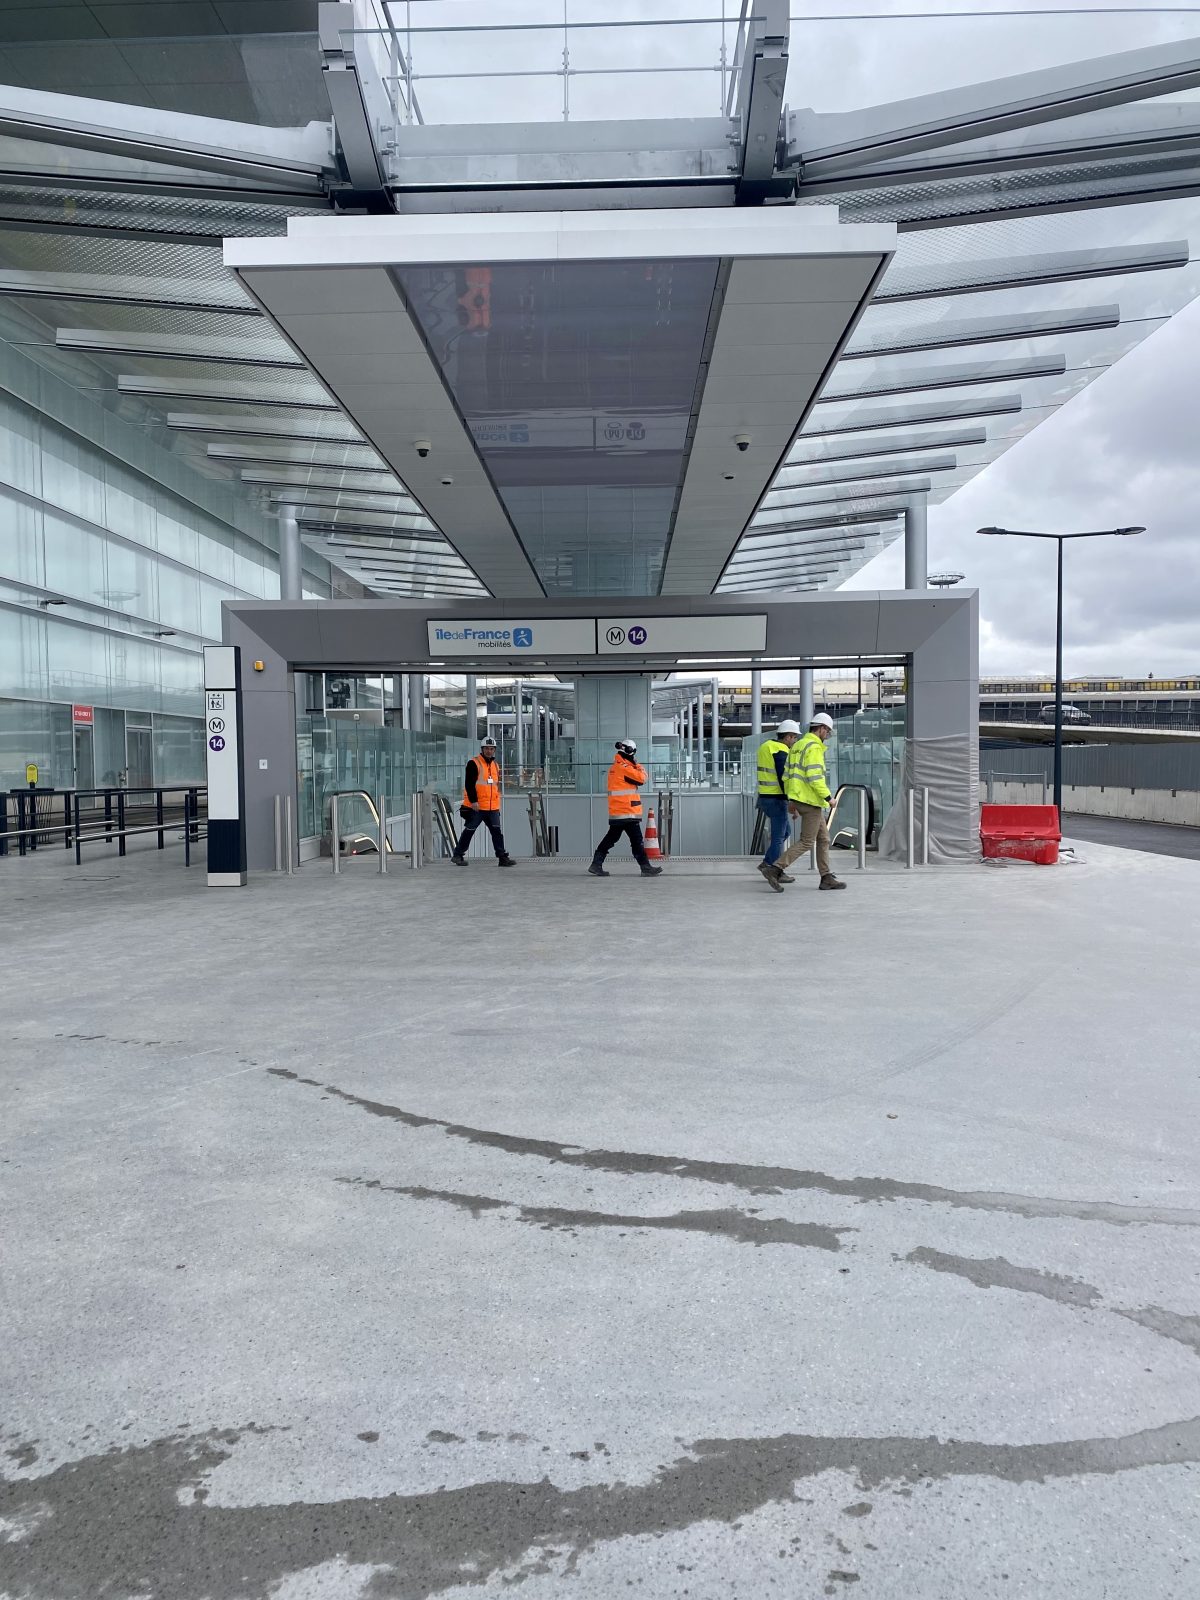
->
[734,0,791,201]
[0,84,328,190]
[784,428,987,471]
[118,375,337,410]
[320,1,392,199]
[803,395,1021,438]
[58,329,304,368]
[843,306,1120,361]
[766,454,960,494]
[876,241,1188,304]
[788,35,1200,179]
[819,354,1066,406]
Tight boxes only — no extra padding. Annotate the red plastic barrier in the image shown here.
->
[980,803,1061,866]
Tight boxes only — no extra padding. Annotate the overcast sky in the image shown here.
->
[845,297,1200,677]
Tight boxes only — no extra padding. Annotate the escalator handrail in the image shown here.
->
[828,782,876,848]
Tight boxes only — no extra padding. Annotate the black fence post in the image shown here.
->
[104,790,113,846]
[117,790,126,858]
[0,791,7,858]
[63,790,73,849]
[156,789,165,850]
[184,791,191,868]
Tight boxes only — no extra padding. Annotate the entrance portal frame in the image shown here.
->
[222,588,978,872]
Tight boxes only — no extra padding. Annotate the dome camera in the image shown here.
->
[414,439,432,458]
[734,433,751,452]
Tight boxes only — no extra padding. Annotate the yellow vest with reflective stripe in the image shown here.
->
[756,738,789,796]
[784,732,831,807]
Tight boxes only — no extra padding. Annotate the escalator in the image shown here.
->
[321,790,395,857]
[828,783,876,851]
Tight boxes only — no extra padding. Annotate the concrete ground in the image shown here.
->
[1063,812,1200,861]
[2,838,1199,1600]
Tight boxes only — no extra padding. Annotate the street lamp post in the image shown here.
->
[978,525,1144,815]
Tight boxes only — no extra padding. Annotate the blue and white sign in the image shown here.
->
[427,618,597,657]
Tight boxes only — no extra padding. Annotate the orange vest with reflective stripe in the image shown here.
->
[464,754,501,812]
[607,754,646,818]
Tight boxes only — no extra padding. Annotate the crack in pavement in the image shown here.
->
[268,1069,1200,1228]
[338,1177,850,1251]
[4,1416,1200,1600]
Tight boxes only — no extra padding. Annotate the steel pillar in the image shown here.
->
[751,669,762,742]
[799,668,814,728]
[905,492,929,590]
[278,509,302,600]
[465,673,477,744]
[710,674,720,786]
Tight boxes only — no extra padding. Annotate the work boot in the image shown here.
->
[450,855,468,867]
[776,869,796,883]
[757,862,785,894]
[588,862,609,877]
[640,864,663,877]
[497,855,516,868]
[819,873,847,891]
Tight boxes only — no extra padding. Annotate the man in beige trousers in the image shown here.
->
[775,713,846,892]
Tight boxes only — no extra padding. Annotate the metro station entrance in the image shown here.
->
[292,668,906,866]
[206,589,978,883]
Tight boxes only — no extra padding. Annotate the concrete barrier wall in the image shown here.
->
[988,780,1200,827]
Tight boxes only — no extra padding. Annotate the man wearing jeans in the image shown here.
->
[776,713,847,891]
[755,719,801,892]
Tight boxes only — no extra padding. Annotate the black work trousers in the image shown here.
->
[592,816,651,868]
[455,808,508,860]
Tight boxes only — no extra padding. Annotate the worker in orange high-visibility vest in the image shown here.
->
[588,740,663,878]
[451,735,515,867]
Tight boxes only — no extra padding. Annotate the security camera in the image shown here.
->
[734,433,751,452]
[414,439,432,458]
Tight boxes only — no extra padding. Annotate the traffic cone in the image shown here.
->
[643,808,662,860]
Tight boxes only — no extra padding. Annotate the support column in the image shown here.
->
[710,674,720,787]
[798,668,814,729]
[695,687,704,781]
[514,680,524,779]
[905,492,928,591]
[465,673,477,744]
[750,669,762,742]
[278,509,302,601]
[573,674,652,794]
[407,673,425,733]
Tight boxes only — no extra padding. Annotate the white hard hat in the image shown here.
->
[810,712,835,731]
[775,719,802,735]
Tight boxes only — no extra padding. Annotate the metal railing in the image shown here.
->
[357,4,767,128]
[1,785,206,865]
[72,786,206,866]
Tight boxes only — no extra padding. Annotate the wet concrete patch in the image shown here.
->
[905,1248,1200,1359]
[270,1069,1200,1228]
[3,1416,1200,1599]
[905,1248,1102,1308]
[340,1177,848,1251]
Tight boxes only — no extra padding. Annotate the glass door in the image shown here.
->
[73,724,95,808]
[125,725,153,791]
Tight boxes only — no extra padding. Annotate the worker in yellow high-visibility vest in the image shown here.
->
[755,718,802,893]
[776,714,846,891]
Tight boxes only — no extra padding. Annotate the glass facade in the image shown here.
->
[0,340,333,792]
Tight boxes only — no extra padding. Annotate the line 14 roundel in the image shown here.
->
[628,626,648,646]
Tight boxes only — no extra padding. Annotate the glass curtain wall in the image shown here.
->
[0,375,322,791]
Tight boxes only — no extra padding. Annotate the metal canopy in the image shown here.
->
[3,7,1200,603]
[226,207,893,600]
